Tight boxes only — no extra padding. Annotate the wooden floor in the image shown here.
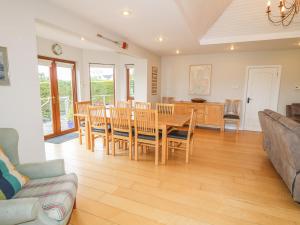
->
[45,129,300,225]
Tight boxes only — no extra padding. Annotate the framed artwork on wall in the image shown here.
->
[152,66,158,95]
[189,64,211,95]
[0,46,10,86]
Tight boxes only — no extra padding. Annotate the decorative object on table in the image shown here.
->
[52,43,63,56]
[97,33,128,49]
[152,66,158,95]
[189,64,212,95]
[0,46,10,86]
[191,98,206,103]
[266,0,300,26]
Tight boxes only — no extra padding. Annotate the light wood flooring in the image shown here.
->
[45,129,300,225]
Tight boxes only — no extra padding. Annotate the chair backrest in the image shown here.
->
[224,99,241,116]
[110,107,132,133]
[187,110,197,141]
[135,102,151,109]
[116,101,131,108]
[88,106,108,131]
[134,109,158,137]
[0,128,19,166]
[156,103,174,115]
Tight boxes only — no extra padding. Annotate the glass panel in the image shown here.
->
[38,64,54,136]
[57,65,75,132]
[129,67,135,98]
[90,64,115,105]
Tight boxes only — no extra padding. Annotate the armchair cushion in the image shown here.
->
[14,173,78,221]
[0,147,28,200]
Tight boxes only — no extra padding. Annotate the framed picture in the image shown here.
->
[152,66,158,95]
[0,46,9,86]
[189,64,212,95]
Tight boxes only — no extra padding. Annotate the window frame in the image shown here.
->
[89,63,116,106]
[126,64,135,101]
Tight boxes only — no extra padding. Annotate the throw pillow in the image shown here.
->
[0,146,28,200]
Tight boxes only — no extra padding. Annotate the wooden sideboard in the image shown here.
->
[174,101,225,131]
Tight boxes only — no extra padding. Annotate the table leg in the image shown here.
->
[85,118,91,150]
[161,125,167,165]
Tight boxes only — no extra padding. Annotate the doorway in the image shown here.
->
[243,66,281,131]
[38,56,78,139]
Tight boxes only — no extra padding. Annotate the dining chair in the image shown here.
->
[135,102,151,109]
[88,106,111,154]
[75,101,91,145]
[134,109,161,165]
[110,107,133,159]
[116,101,131,108]
[167,109,197,163]
[223,99,241,132]
[156,103,174,116]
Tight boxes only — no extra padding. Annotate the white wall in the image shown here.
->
[0,0,45,163]
[161,49,300,118]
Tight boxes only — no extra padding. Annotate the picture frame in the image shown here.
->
[0,46,9,86]
[189,64,212,95]
[152,66,158,95]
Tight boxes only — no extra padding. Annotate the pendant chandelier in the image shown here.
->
[266,0,300,26]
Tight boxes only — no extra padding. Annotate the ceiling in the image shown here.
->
[43,0,300,55]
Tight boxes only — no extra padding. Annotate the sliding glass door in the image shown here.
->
[89,64,115,105]
[38,56,77,138]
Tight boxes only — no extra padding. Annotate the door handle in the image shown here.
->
[247,97,252,104]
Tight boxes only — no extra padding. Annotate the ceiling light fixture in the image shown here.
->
[122,9,132,16]
[230,45,235,51]
[81,37,85,41]
[266,0,300,26]
[176,49,180,54]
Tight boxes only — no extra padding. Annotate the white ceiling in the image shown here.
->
[43,0,300,55]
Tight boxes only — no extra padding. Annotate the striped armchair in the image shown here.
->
[0,128,77,225]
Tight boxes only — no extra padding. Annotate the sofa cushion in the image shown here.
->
[14,173,77,221]
[167,130,188,140]
[0,147,28,200]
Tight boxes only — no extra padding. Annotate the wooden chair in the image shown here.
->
[223,99,241,132]
[75,101,91,144]
[134,109,161,165]
[116,101,131,108]
[167,109,197,163]
[110,107,133,159]
[88,106,111,154]
[156,103,174,116]
[135,102,151,109]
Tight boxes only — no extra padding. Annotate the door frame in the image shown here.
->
[242,65,281,130]
[38,55,78,139]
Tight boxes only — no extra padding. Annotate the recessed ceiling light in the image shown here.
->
[298,42,300,46]
[155,35,167,43]
[122,9,132,16]
[176,49,180,54]
[81,37,85,41]
[230,45,235,51]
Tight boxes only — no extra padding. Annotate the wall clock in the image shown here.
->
[52,43,63,56]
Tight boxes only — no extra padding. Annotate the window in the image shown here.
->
[126,64,135,100]
[89,64,115,105]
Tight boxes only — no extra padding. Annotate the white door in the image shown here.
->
[244,66,281,131]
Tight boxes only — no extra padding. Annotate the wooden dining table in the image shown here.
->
[74,111,190,165]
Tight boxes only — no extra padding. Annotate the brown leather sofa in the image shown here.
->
[259,109,300,203]
[286,103,300,123]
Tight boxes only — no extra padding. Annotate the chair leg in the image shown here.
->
[190,138,194,156]
[91,134,95,152]
[135,139,138,161]
[236,121,240,133]
[112,137,115,156]
[79,129,82,145]
[129,139,132,160]
[105,136,109,155]
[166,140,169,160]
[186,142,190,163]
[155,141,159,166]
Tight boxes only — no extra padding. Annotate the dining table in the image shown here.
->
[74,109,190,165]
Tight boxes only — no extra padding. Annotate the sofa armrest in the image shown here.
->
[16,159,65,179]
[0,198,39,225]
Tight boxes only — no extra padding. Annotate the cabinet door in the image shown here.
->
[205,105,224,126]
